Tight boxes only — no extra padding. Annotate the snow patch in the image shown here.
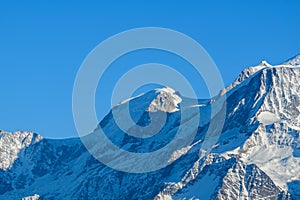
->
[257,111,281,125]
[117,93,144,105]
[22,194,40,200]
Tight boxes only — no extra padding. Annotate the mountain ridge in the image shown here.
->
[1,55,300,199]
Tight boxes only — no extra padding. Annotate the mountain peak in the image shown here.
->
[220,61,272,96]
[147,86,182,113]
[2,55,300,199]
[114,86,182,113]
[259,60,272,67]
[154,86,177,94]
[282,54,300,66]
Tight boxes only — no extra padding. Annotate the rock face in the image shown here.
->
[1,55,300,199]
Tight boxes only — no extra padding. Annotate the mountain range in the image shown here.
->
[1,55,300,199]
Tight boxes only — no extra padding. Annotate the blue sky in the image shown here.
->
[1,1,300,138]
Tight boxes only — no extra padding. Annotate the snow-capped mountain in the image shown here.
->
[1,55,300,199]
[283,55,300,66]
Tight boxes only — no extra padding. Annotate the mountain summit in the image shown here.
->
[283,54,300,66]
[1,55,300,199]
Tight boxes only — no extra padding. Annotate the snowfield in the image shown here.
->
[257,111,281,125]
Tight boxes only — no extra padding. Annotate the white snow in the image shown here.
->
[282,54,300,66]
[168,140,202,163]
[117,93,144,105]
[2,55,300,199]
[0,131,43,170]
[147,86,182,113]
[257,111,281,125]
[220,60,272,96]
[22,194,40,200]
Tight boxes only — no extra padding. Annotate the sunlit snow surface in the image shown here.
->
[1,55,300,199]
[257,111,281,125]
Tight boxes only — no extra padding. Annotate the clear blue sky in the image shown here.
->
[1,1,300,138]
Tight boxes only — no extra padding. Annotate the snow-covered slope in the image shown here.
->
[0,131,42,170]
[1,54,300,199]
[283,55,300,66]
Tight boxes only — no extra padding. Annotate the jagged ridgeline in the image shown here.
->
[1,55,300,199]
